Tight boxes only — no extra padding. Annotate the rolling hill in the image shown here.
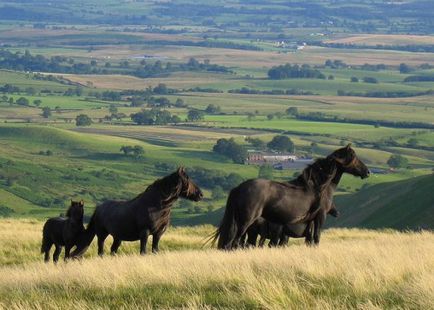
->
[331,173,434,230]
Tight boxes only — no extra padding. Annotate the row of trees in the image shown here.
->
[268,63,325,80]
[0,50,233,78]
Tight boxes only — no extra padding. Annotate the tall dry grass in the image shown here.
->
[0,219,433,309]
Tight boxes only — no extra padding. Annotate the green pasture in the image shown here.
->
[0,122,431,221]
[0,70,71,92]
[203,115,416,141]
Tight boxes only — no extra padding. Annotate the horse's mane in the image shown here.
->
[132,172,183,204]
[291,157,337,199]
[66,203,74,217]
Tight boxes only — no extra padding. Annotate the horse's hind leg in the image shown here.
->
[151,232,163,254]
[305,221,314,246]
[139,229,150,255]
[43,242,53,263]
[97,233,108,257]
[53,245,62,263]
[110,238,122,255]
[313,212,326,245]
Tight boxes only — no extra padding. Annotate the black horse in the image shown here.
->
[213,145,369,250]
[71,168,203,257]
[41,200,85,263]
[244,205,339,248]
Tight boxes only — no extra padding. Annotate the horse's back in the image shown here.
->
[93,200,141,240]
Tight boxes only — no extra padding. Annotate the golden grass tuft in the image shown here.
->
[0,219,433,309]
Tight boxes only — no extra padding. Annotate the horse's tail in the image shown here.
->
[40,222,50,254]
[209,189,239,250]
[70,212,97,258]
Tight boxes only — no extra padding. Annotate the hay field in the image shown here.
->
[0,219,433,309]
[325,34,434,46]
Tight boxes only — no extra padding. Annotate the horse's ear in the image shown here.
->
[177,166,186,175]
[346,143,352,149]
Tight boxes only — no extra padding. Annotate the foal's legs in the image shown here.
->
[97,232,108,257]
[278,234,289,247]
[53,244,62,263]
[110,238,122,255]
[246,231,258,247]
[152,232,163,254]
[139,229,150,255]
[258,235,266,247]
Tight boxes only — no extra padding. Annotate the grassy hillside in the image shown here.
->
[0,219,433,309]
[331,174,434,229]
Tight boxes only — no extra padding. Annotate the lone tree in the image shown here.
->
[120,145,145,158]
[399,63,411,74]
[16,97,30,106]
[41,107,51,118]
[267,135,294,152]
[187,109,205,122]
[132,145,145,158]
[387,154,409,168]
[75,114,92,126]
[286,106,298,116]
[205,104,221,114]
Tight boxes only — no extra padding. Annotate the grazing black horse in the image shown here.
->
[244,205,339,248]
[71,168,203,257]
[213,145,369,250]
[41,200,85,262]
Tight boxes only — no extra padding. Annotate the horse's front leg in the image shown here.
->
[64,244,72,261]
[313,211,327,245]
[139,229,150,255]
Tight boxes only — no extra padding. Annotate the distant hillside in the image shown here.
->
[330,174,434,230]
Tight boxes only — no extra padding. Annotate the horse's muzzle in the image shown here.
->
[194,190,204,201]
[361,169,371,179]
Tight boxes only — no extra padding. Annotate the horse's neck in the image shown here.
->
[136,185,180,210]
[330,168,344,191]
[160,194,180,208]
[68,216,83,227]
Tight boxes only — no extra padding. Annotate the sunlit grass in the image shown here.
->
[0,219,433,309]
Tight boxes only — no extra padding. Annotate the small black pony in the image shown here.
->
[213,144,369,250]
[71,168,202,257]
[41,200,85,263]
[243,205,339,247]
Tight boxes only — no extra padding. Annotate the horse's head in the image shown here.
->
[328,144,370,179]
[177,167,203,201]
[67,200,84,220]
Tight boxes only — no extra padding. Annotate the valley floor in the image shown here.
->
[0,219,433,309]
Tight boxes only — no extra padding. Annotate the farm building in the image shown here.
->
[246,151,314,169]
